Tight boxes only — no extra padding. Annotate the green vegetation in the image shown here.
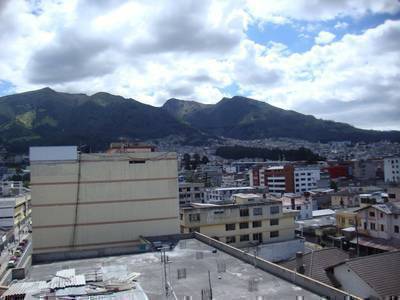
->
[215,146,324,162]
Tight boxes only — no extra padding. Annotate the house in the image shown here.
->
[330,190,359,208]
[279,248,349,286]
[280,194,313,220]
[326,251,400,299]
[335,207,359,231]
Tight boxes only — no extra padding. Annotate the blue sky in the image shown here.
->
[0,0,399,130]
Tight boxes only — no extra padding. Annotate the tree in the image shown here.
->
[330,181,338,192]
[201,155,209,164]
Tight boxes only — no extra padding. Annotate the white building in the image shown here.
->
[294,166,320,193]
[0,181,24,197]
[384,157,400,183]
[205,186,257,202]
[281,195,313,220]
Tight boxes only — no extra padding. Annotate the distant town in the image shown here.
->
[0,139,399,299]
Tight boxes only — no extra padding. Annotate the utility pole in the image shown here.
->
[355,216,360,257]
[208,270,213,300]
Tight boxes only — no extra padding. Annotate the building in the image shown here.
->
[330,191,359,208]
[356,202,400,241]
[178,182,205,206]
[204,186,257,202]
[280,194,313,220]
[384,156,400,183]
[180,193,297,249]
[0,181,24,197]
[29,146,179,261]
[294,166,320,193]
[326,251,400,299]
[352,159,383,180]
[11,235,356,300]
[250,165,295,194]
[279,248,349,286]
[0,193,31,228]
[335,207,359,230]
[387,185,400,201]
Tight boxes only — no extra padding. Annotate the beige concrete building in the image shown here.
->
[180,193,297,248]
[30,146,179,260]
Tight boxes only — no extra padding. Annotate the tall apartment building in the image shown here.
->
[384,157,400,183]
[180,193,297,248]
[294,166,320,193]
[30,146,179,261]
[250,165,294,194]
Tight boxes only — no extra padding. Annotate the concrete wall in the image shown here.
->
[31,151,180,255]
[194,232,361,300]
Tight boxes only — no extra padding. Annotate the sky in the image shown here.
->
[0,0,400,130]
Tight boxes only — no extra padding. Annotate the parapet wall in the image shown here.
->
[194,232,361,300]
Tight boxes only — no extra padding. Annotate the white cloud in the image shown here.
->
[315,31,336,44]
[334,21,349,30]
[0,0,399,130]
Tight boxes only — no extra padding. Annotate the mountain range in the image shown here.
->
[0,88,399,153]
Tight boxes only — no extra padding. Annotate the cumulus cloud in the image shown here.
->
[0,0,399,130]
[315,31,336,44]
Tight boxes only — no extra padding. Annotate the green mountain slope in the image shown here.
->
[162,96,400,142]
[0,88,201,152]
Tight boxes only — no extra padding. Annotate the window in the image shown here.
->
[129,159,145,164]
[370,222,376,230]
[240,234,249,242]
[253,221,262,228]
[226,223,236,231]
[189,227,200,233]
[296,206,301,210]
[240,208,249,217]
[270,219,279,226]
[364,222,367,230]
[380,213,383,218]
[395,225,399,233]
[270,206,280,214]
[253,207,263,216]
[180,214,183,220]
[369,211,375,217]
[270,231,279,238]
[189,213,200,222]
[226,236,236,244]
[239,222,249,229]
[253,233,262,241]
[381,224,384,231]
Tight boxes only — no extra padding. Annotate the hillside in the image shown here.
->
[162,96,400,142]
[1,89,399,154]
[0,88,202,153]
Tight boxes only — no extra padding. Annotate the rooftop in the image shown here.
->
[327,250,400,298]
[279,248,349,286]
[25,239,320,299]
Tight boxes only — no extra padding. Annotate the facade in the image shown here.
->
[280,195,313,220]
[384,157,400,183]
[249,165,294,194]
[387,186,400,201]
[356,203,400,240]
[0,193,31,228]
[294,166,320,193]
[205,186,256,202]
[0,181,24,197]
[180,193,297,248]
[178,182,204,206]
[30,146,179,258]
[330,191,359,208]
[335,208,358,230]
[352,159,383,180]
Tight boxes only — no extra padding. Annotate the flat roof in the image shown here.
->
[214,186,254,191]
[27,239,320,299]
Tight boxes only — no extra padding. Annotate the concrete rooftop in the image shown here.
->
[27,239,320,299]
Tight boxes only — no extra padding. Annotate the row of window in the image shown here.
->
[363,222,399,233]
[225,219,279,231]
[225,231,280,244]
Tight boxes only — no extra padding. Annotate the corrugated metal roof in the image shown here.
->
[1,281,47,298]
[50,274,86,289]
